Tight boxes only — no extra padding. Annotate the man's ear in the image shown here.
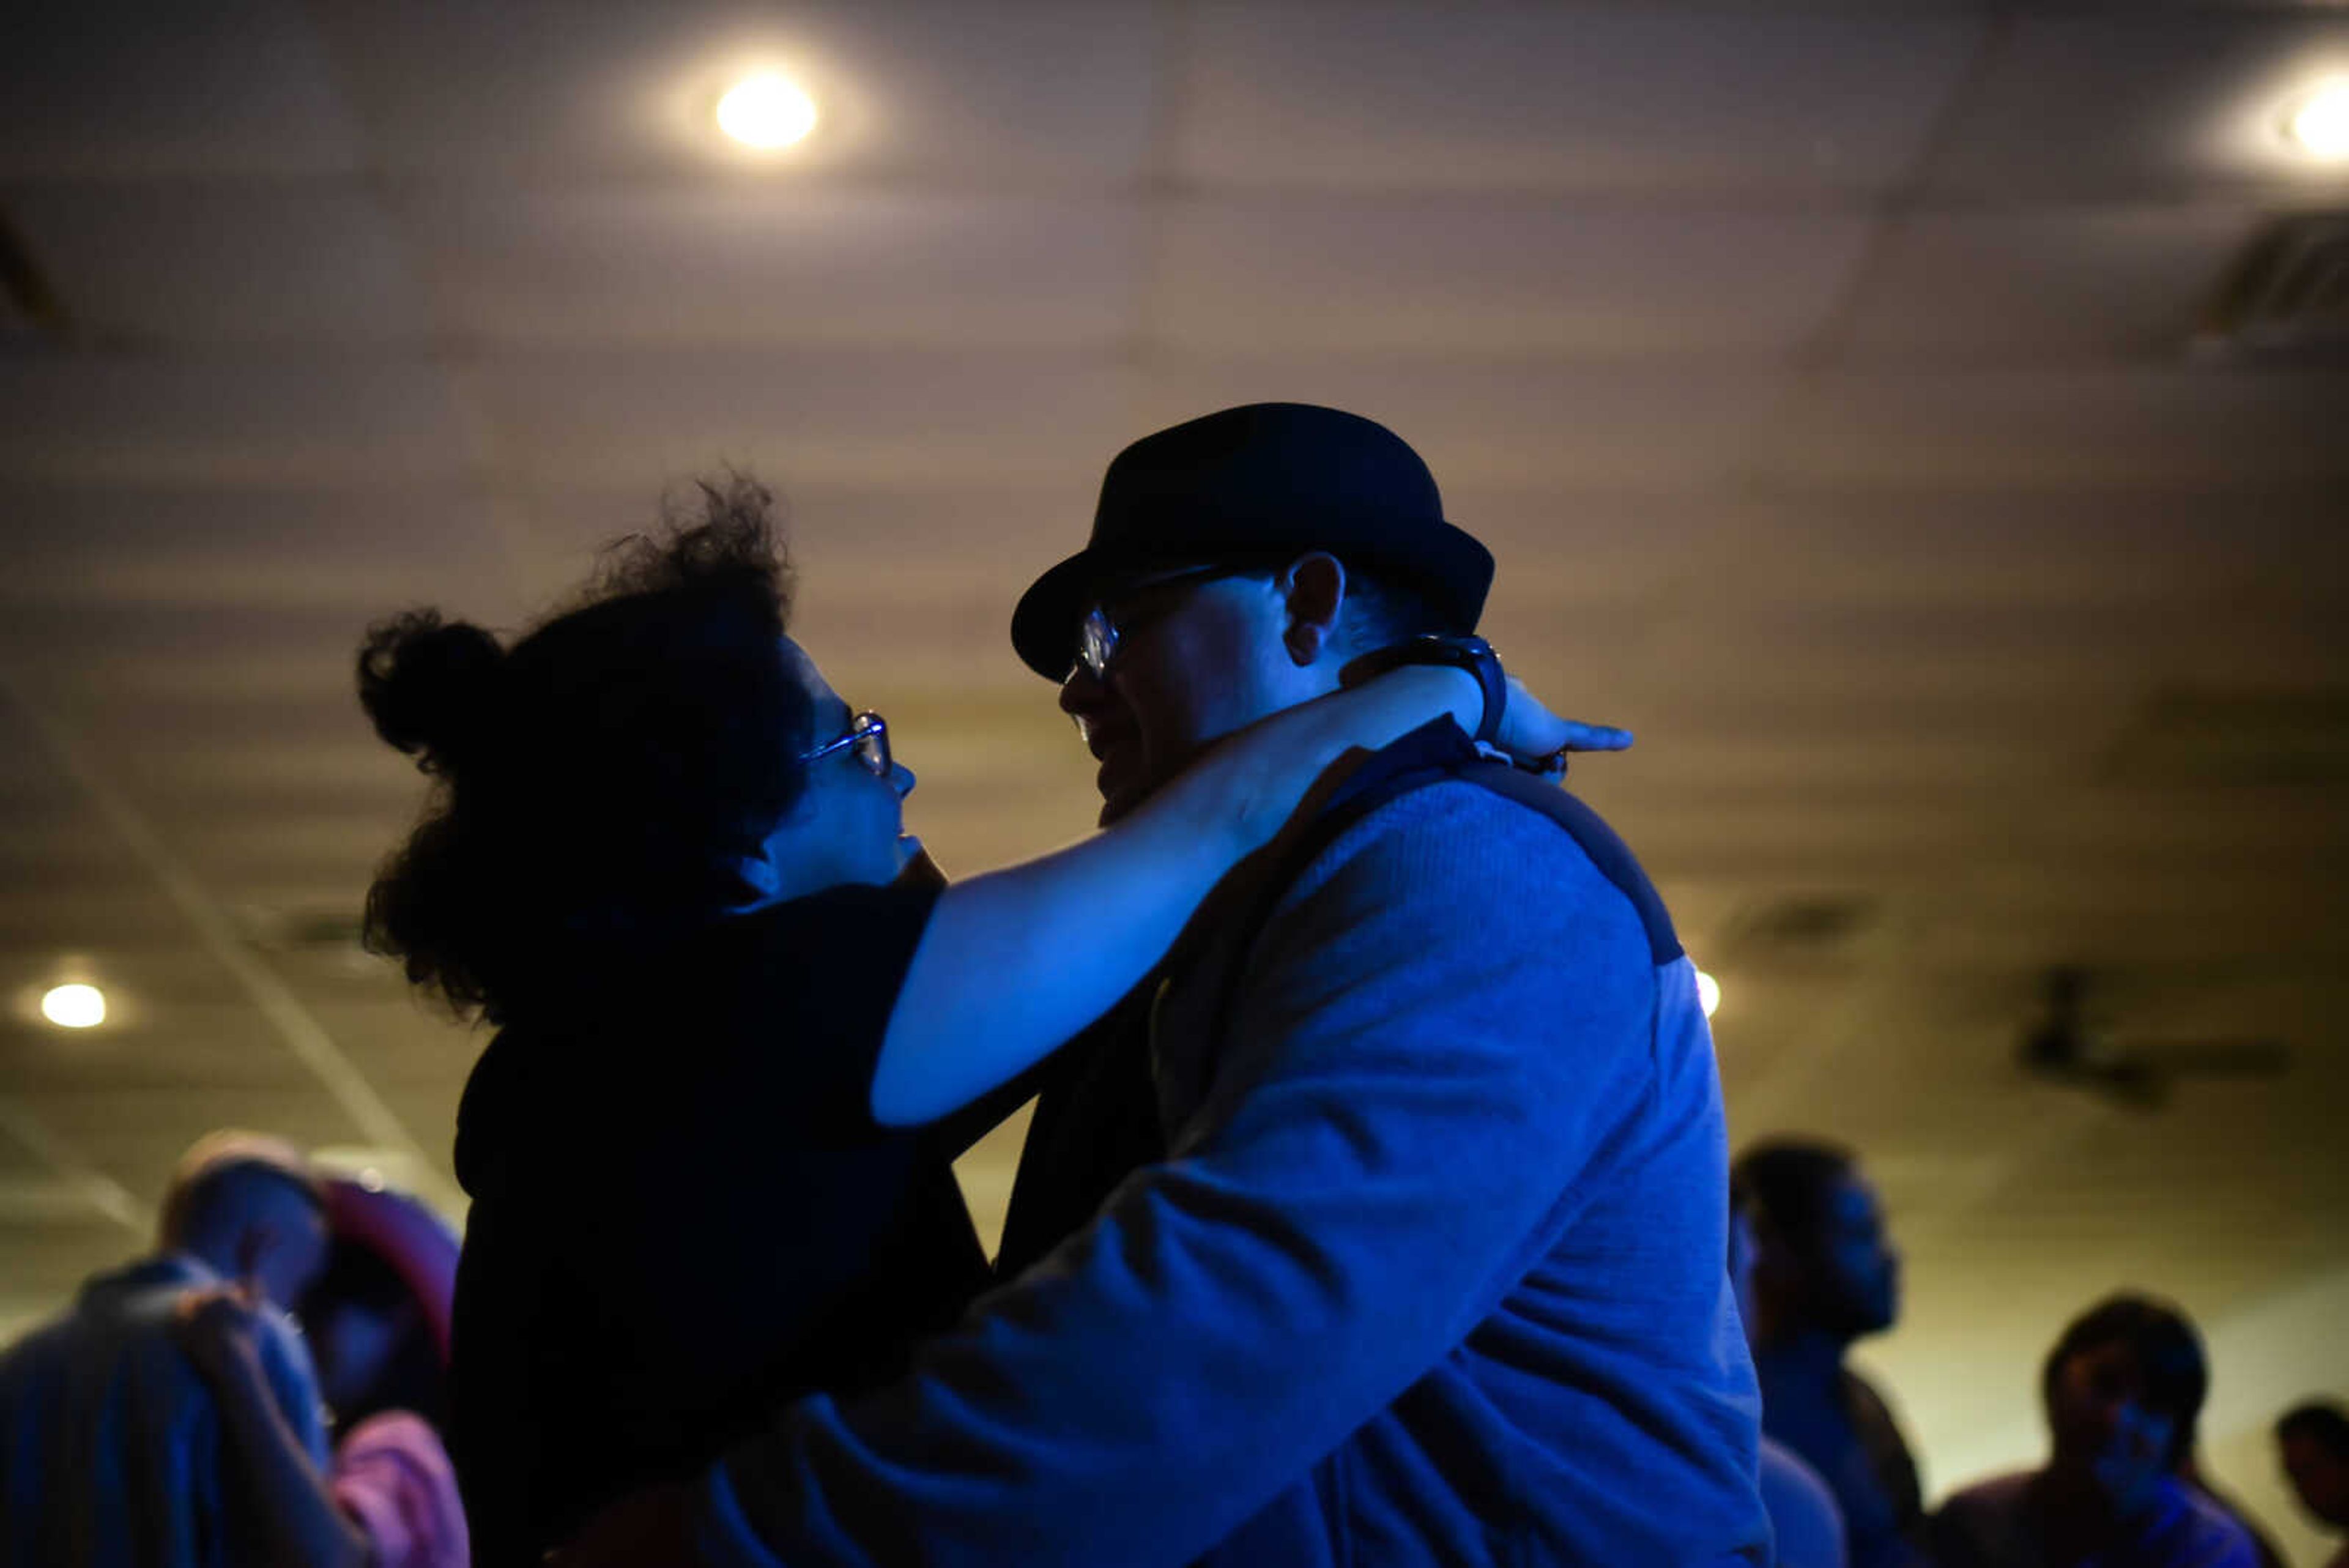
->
[1277,552,1348,667]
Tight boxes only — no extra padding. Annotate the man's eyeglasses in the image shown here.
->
[800,711,891,777]
[1070,563,1258,684]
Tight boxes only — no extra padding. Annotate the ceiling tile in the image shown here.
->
[1137,357,1789,490]
[1175,4,1983,194]
[0,357,477,487]
[402,185,1141,349]
[1,484,518,613]
[1839,203,2265,364]
[1762,366,2349,489]
[309,0,1157,182]
[1151,196,1872,357]
[5,181,431,347]
[1926,13,2349,199]
[0,0,362,178]
[456,347,1141,488]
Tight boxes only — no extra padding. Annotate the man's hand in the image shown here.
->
[548,1481,700,1567]
[1496,675,1631,776]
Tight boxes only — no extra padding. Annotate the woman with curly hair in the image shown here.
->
[354,477,1598,1563]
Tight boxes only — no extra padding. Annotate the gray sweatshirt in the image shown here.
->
[699,735,1769,1565]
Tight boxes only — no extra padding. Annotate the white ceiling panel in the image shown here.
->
[458,348,1141,488]
[1696,490,2341,608]
[0,357,476,487]
[401,186,1141,349]
[1440,488,1738,609]
[1,485,517,613]
[1762,366,2349,490]
[1837,203,2265,364]
[1138,358,1788,490]
[0,0,361,179]
[4,181,431,347]
[1926,13,2349,199]
[1175,4,1983,194]
[1149,196,1872,357]
[308,0,1158,182]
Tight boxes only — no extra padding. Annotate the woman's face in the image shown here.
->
[2047,1340,2176,1517]
[765,639,918,894]
[307,1295,404,1416]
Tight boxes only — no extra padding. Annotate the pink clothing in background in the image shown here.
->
[332,1410,470,1568]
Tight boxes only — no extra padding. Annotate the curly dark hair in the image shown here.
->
[357,477,809,1022]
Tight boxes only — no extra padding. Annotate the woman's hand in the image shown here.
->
[173,1280,269,1388]
[1494,675,1631,775]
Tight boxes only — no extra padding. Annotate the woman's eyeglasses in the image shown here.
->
[800,711,891,777]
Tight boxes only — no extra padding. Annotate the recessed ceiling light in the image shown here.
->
[1694,969,1722,1020]
[716,73,818,150]
[2285,81,2349,160]
[40,983,106,1029]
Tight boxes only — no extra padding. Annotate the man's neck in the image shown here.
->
[1757,1323,1852,1379]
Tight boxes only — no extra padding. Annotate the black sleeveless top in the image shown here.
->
[448,878,990,1566]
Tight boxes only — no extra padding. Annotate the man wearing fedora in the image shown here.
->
[595,404,1769,1564]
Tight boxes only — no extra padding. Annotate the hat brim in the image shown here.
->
[1009,544,1166,680]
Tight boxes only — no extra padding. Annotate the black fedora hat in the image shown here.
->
[1009,402,1494,678]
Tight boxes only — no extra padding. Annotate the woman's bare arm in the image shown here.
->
[174,1285,373,1568]
[869,669,1625,1125]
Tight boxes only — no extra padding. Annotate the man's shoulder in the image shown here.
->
[1293,763,1680,961]
[2164,1481,2263,1567]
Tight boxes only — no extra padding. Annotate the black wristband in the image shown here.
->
[1340,633,1506,746]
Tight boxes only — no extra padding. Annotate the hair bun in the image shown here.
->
[357,611,505,773]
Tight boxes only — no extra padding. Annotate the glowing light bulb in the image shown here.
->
[40,983,106,1029]
[716,74,818,149]
[2287,82,2349,160]
[1694,969,1722,1020]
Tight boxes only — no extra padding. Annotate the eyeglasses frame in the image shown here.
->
[800,710,891,777]
[1069,560,1271,684]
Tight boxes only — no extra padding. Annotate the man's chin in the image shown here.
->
[1097,781,1145,827]
[1094,754,1151,827]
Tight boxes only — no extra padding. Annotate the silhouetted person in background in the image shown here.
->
[1730,1193,1850,1567]
[0,1130,332,1567]
[2278,1400,2349,1568]
[1734,1137,1926,1568]
[1932,1291,2257,1568]
[174,1173,472,1567]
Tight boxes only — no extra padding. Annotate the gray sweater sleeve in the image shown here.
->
[697,784,1658,1567]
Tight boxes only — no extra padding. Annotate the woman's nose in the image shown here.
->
[891,762,916,800]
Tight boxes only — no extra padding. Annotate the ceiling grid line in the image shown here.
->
[1795,13,2016,376]
[291,0,543,611]
[4,676,461,1215]
[0,1094,150,1236]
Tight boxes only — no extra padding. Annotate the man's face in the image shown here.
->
[243,1186,331,1312]
[2282,1432,2349,1527]
[1058,570,1291,824]
[1803,1175,1901,1338]
[2047,1340,2176,1517]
